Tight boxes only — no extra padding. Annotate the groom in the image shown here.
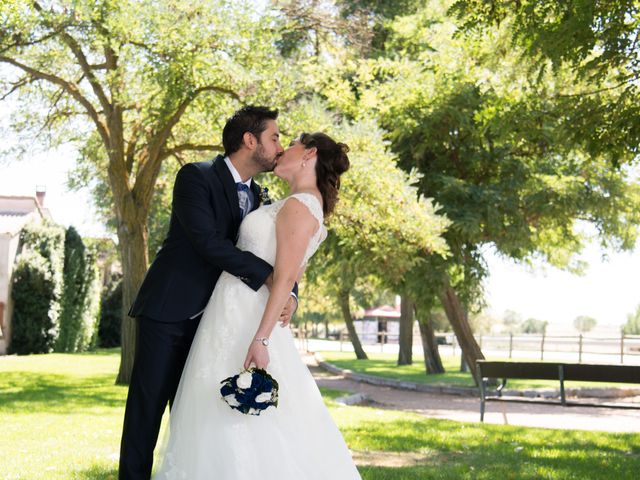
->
[119,106,298,479]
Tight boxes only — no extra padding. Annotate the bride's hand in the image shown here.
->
[243,341,270,370]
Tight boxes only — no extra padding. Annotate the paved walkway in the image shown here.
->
[302,353,640,433]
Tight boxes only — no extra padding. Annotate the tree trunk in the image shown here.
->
[417,309,445,374]
[338,289,368,360]
[115,216,150,385]
[397,295,414,366]
[439,281,484,383]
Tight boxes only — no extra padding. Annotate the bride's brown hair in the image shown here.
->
[299,132,350,216]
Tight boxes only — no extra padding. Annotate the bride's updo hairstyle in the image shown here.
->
[299,132,350,216]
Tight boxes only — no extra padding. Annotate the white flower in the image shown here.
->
[237,371,253,389]
[255,391,272,403]
[224,394,240,407]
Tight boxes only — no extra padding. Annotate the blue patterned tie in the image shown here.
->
[237,182,250,218]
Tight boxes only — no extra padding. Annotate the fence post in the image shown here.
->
[452,335,456,356]
[509,333,513,359]
[380,331,385,352]
[621,332,625,364]
[578,334,583,363]
[540,332,546,361]
[340,330,344,352]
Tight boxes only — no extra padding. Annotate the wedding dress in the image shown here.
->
[154,193,361,479]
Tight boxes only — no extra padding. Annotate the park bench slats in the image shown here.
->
[476,360,640,422]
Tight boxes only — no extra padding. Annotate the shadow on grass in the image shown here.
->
[0,371,126,414]
[344,417,640,479]
[78,348,121,357]
[74,464,118,480]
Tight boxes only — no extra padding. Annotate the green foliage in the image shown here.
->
[451,0,640,165]
[97,274,122,348]
[319,0,640,319]
[282,101,450,295]
[9,222,65,354]
[573,315,597,333]
[56,227,101,352]
[520,318,548,335]
[9,250,58,354]
[623,305,640,335]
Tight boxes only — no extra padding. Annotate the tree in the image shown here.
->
[623,305,640,335]
[56,226,101,352]
[451,0,640,166]
[574,315,597,333]
[520,318,548,335]
[320,0,640,380]
[1,0,293,383]
[298,110,450,359]
[397,295,414,365]
[503,310,523,332]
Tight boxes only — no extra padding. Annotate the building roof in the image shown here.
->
[0,195,51,235]
[363,304,401,319]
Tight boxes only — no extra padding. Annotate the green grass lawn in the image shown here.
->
[1,349,639,479]
[319,351,640,390]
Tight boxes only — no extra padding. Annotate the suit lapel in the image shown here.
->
[250,181,262,212]
[212,155,242,227]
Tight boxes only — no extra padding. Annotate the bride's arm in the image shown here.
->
[243,198,318,369]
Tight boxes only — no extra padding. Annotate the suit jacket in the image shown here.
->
[129,155,274,322]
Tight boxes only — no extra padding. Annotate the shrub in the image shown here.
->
[9,222,65,354]
[98,274,122,348]
[56,227,101,352]
[9,251,58,354]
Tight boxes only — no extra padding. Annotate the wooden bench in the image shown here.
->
[476,360,640,422]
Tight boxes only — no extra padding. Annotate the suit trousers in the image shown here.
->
[118,315,201,480]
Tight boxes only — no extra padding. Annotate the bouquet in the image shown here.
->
[220,367,279,415]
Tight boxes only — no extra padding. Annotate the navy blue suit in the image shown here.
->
[120,156,276,479]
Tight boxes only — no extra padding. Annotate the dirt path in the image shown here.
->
[303,354,640,433]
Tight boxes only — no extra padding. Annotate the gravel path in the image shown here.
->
[303,353,640,433]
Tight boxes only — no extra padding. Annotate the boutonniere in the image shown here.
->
[260,186,272,205]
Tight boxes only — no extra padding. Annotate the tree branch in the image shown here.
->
[33,0,112,112]
[154,85,241,150]
[125,122,143,174]
[0,75,37,101]
[132,84,240,205]
[159,143,224,161]
[0,30,61,55]
[0,55,109,144]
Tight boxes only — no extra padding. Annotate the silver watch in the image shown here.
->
[254,337,269,347]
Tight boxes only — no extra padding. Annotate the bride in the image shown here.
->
[154,132,361,479]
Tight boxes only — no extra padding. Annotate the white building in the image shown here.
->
[354,304,402,344]
[0,189,52,354]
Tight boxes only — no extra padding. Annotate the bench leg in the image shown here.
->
[479,378,486,422]
[559,365,566,406]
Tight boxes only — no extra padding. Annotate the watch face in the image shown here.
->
[261,338,269,346]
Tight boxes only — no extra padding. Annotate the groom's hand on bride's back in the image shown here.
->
[279,296,296,327]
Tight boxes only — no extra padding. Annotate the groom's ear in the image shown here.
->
[243,131,257,150]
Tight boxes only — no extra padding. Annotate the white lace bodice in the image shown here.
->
[236,193,327,267]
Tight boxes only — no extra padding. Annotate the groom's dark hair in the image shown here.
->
[223,106,279,156]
